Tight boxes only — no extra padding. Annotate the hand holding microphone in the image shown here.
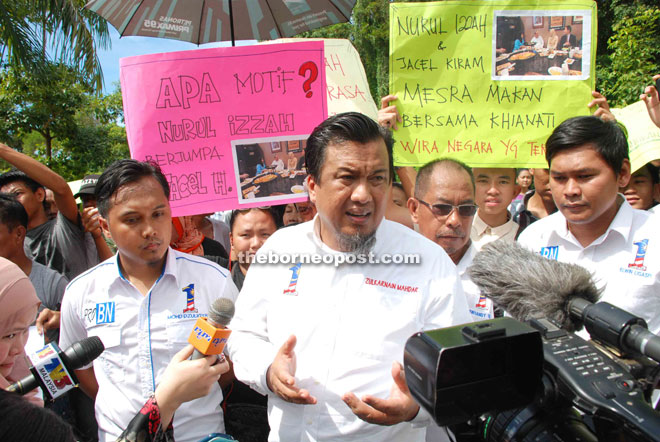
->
[188,298,235,360]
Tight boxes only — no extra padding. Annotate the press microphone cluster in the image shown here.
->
[189,297,235,360]
[7,336,104,400]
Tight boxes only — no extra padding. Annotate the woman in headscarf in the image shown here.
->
[0,257,41,406]
[171,216,229,267]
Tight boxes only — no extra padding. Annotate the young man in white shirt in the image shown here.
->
[227,113,471,441]
[518,116,660,335]
[470,167,519,249]
[59,160,238,442]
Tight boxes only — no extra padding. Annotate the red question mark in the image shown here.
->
[298,61,318,98]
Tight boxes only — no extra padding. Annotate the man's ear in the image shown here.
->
[406,197,420,224]
[307,175,317,205]
[13,225,26,245]
[99,215,112,241]
[617,159,632,188]
[34,187,45,203]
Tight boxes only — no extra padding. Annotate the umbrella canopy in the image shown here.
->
[85,0,356,45]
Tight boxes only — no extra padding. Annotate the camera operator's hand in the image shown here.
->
[266,335,317,405]
[342,361,420,426]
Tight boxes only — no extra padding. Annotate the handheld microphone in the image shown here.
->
[469,241,660,361]
[189,297,234,360]
[7,336,104,400]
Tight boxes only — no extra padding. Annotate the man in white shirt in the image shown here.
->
[227,113,472,441]
[518,116,660,335]
[408,159,493,322]
[530,31,544,49]
[271,154,285,171]
[59,160,238,442]
[471,168,519,249]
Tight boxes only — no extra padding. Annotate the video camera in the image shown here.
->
[405,304,660,441]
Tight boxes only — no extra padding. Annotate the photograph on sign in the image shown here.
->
[233,136,308,204]
[493,10,591,80]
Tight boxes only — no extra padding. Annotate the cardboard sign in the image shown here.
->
[390,0,597,167]
[120,41,327,215]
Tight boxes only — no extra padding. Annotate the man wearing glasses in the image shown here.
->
[408,159,494,322]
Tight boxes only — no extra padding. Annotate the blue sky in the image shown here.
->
[98,27,254,93]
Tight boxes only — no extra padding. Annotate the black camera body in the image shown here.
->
[405,317,660,441]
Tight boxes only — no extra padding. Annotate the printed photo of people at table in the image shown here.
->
[493,12,590,80]
[233,137,308,203]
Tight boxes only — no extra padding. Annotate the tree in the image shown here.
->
[0,65,129,180]
[596,2,660,106]
[0,62,90,161]
[0,0,110,91]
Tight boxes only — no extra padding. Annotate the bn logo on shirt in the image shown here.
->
[540,246,559,260]
[96,302,115,324]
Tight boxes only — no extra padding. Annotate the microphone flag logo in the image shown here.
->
[628,239,649,272]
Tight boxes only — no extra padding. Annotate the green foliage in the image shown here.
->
[0,64,128,180]
[0,0,110,92]
[597,3,660,106]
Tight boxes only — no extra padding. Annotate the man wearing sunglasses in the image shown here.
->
[408,159,494,323]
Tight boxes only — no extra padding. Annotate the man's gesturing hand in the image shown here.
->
[266,335,317,405]
[342,361,420,426]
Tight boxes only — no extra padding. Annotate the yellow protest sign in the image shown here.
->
[611,101,660,173]
[390,0,597,167]
[263,38,379,120]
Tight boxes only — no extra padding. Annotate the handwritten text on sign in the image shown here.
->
[389,0,596,167]
[120,42,326,216]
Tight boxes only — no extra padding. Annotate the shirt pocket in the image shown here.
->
[87,326,125,384]
[166,319,197,360]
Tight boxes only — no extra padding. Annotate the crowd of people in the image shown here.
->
[0,63,659,442]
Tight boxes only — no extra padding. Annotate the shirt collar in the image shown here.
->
[456,242,477,276]
[112,247,177,286]
[555,194,632,245]
[473,212,516,237]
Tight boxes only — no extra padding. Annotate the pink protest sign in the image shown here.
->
[120,41,326,216]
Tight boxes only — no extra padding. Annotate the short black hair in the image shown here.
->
[229,207,279,232]
[545,116,629,175]
[566,25,572,32]
[0,389,75,442]
[305,112,394,183]
[0,170,44,193]
[415,158,475,199]
[0,193,28,230]
[96,159,170,218]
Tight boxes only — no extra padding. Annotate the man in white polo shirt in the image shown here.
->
[518,116,660,335]
[59,160,238,442]
[227,113,471,441]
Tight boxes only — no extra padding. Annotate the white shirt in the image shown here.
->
[209,217,231,253]
[530,35,544,49]
[271,159,285,171]
[457,243,494,321]
[227,217,472,442]
[471,212,519,251]
[518,197,660,335]
[59,249,239,442]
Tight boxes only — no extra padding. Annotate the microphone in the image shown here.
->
[467,241,600,331]
[7,336,104,400]
[189,297,234,360]
[469,241,660,362]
